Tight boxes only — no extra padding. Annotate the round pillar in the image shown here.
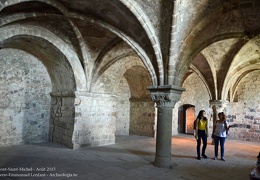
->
[147,85,185,168]
[154,107,173,167]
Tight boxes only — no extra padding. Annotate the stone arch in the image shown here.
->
[124,66,152,99]
[229,35,260,71]
[189,64,213,99]
[92,54,155,137]
[0,0,68,13]
[232,69,260,102]
[178,104,195,134]
[92,55,148,93]
[176,33,247,86]
[223,62,260,101]
[186,53,216,99]
[124,66,155,137]
[0,25,87,91]
[91,40,136,88]
[223,35,260,100]
[178,72,211,123]
[119,0,164,85]
[225,69,260,141]
[4,35,75,93]
[1,0,160,87]
[78,14,158,86]
[172,1,260,86]
[0,24,88,148]
[0,0,95,90]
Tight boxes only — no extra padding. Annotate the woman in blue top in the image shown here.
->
[195,110,208,160]
[212,112,232,161]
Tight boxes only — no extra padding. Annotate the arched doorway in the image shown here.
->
[178,104,195,135]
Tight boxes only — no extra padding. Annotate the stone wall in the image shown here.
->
[129,99,155,137]
[92,55,153,139]
[0,49,51,145]
[175,70,260,142]
[114,77,130,135]
[49,95,75,149]
[73,92,117,149]
[173,73,211,135]
[225,70,260,142]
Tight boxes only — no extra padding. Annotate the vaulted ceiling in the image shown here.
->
[0,0,260,101]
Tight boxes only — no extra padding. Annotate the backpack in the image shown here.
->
[193,118,202,130]
[193,119,197,130]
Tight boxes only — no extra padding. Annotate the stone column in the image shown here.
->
[209,101,218,126]
[209,100,227,122]
[147,85,185,168]
[209,100,227,144]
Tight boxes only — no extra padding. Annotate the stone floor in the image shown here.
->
[0,134,259,180]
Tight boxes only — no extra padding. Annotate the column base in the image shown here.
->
[153,156,173,169]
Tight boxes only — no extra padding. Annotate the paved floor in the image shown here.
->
[0,134,259,180]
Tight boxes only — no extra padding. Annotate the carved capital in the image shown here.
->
[210,100,228,109]
[147,85,185,108]
[209,100,229,113]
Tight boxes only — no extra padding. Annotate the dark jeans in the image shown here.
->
[214,135,226,158]
[197,130,207,157]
